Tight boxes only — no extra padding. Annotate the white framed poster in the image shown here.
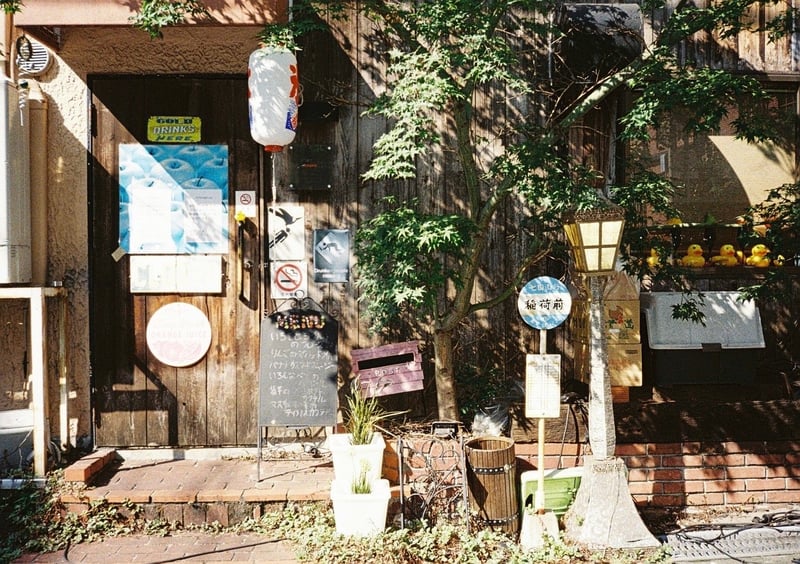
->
[525,354,561,419]
[130,255,222,293]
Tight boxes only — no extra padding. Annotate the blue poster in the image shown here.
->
[119,144,229,254]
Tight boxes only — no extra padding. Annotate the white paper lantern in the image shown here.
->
[247,47,299,151]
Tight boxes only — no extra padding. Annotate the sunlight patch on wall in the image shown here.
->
[709,136,795,203]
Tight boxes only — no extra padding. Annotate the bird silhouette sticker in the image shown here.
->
[268,205,305,260]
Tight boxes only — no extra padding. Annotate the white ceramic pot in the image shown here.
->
[327,432,385,482]
[330,478,390,537]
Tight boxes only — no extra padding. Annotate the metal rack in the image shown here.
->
[397,423,468,529]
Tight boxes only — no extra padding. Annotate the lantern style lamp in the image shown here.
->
[247,47,300,152]
[562,207,625,276]
[562,207,657,549]
[562,206,625,460]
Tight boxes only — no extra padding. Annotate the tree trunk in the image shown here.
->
[433,328,459,420]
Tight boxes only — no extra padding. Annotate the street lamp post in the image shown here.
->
[562,208,624,460]
[561,207,658,548]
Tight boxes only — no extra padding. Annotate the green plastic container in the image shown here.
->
[520,466,582,516]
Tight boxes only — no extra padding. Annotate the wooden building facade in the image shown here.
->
[0,1,798,452]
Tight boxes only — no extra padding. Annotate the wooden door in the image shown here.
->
[89,76,264,447]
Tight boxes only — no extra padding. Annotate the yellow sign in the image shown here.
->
[147,116,201,143]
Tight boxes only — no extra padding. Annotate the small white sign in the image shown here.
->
[268,205,305,261]
[270,261,307,299]
[129,255,222,293]
[235,190,257,218]
[525,354,561,419]
[146,302,212,367]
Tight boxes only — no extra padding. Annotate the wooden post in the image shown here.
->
[535,329,546,511]
[588,276,615,459]
[29,289,49,476]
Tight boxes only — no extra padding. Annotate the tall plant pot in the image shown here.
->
[327,432,385,483]
[330,478,390,537]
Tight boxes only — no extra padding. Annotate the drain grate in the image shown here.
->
[666,525,800,562]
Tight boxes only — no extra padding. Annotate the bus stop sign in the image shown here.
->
[517,276,571,330]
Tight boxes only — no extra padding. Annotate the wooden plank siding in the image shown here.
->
[80,3,800,448]
[648,1,797,75]
[91,77,264,447]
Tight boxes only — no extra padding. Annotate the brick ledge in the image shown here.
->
[63,447,117,483]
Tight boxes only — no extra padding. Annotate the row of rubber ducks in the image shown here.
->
[648,243,780,268]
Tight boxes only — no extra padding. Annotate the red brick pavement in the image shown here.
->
[13,531,299,563]
[61,452,335,506]
[13,450,336,563]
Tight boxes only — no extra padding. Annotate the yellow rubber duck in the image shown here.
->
[646,248,662,269]
[709,244,740,267]
[679,243,706,267]
[745,244,771,267]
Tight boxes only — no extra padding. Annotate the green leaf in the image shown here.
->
[130,0,209,39]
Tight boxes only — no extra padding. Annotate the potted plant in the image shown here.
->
[330,460,391,536]
[327,379,392,483]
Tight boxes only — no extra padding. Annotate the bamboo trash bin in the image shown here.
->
[464,436,519,535]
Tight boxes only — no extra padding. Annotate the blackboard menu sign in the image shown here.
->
[258,308,339,427]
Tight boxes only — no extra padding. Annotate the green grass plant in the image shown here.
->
[344,379,401,445]
[350,460,372,494]
[2,473,671,564]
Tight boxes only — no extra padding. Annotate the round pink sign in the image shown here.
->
[146,302,212,367]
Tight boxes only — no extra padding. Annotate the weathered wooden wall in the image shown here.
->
[3,1,799,449]
[641,0,796,73]
[272,7,570,411]
[278,2,800,414]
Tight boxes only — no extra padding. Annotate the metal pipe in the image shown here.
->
[1,13,11,79]
[28,80,48,286]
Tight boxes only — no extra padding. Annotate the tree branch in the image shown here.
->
[468,240,553,315]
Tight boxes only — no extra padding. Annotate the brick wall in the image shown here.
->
[513,440,800,510]
[383,436,463,484]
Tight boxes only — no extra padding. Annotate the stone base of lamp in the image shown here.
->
[563,457,659,549]
[519,510,560,550]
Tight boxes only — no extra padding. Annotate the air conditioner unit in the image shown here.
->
[0,77,32,284]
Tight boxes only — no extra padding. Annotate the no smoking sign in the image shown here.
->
[235,190,257,218]
[270,261,307,299]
